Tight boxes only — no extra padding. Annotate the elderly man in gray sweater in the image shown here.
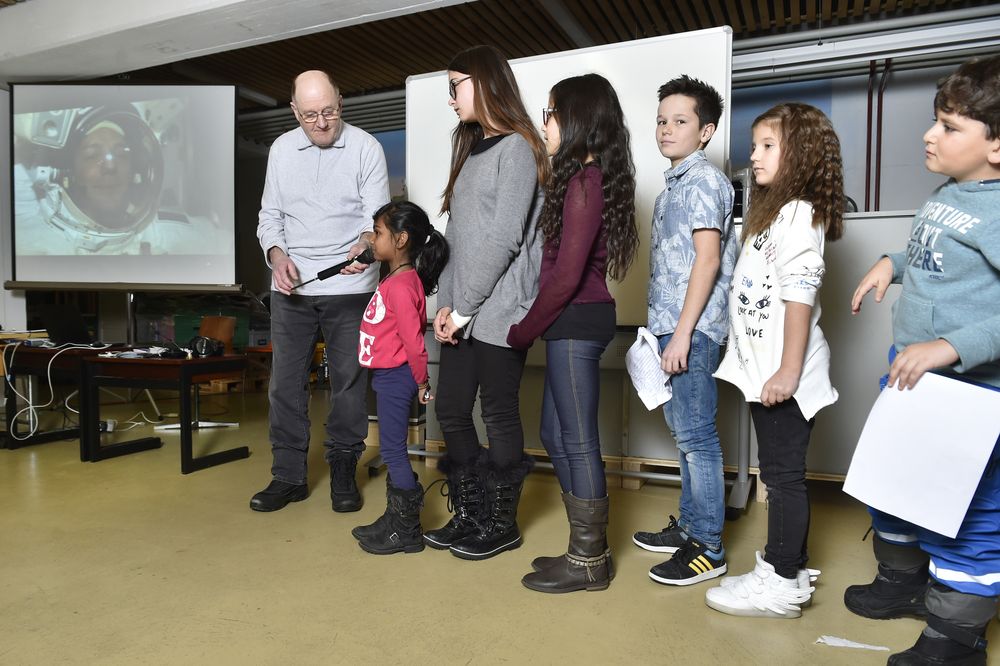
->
[252,70,389,513]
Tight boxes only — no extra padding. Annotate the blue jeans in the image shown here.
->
[372,365,418,491]
[659,330,724,550]
[540,338,609,499]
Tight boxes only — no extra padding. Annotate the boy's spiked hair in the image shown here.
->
[935,55,1000,140]
[657,75,725,132]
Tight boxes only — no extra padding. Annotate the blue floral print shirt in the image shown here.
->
[647,150,737,345]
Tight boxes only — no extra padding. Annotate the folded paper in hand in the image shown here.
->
[626,327,672,410]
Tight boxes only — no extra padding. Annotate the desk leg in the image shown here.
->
[80,363,95,461]
[2,372,79,450]
[179,374,250,474]
[85,365,163,462]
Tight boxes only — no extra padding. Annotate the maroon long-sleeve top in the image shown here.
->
[507,165,614,349]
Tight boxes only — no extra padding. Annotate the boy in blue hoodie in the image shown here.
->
[846,54,1000,666]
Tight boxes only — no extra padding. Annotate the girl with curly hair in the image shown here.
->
[507,73,638,593]
[706,102,844,618]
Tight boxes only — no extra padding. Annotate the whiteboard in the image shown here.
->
[405,27,732,325]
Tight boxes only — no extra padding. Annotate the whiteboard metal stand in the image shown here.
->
[727,402,753,518]
[124,291,163,421]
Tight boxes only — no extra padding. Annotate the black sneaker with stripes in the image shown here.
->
[648,539,727,586]
[632,515,688,553]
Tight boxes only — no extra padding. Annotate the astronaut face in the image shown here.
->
[70,126,133,227]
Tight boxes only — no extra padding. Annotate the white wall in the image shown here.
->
[732,65,956,214]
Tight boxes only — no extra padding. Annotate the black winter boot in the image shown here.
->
[844,535,929,619]
[522,493,611,593]
[352,473,415,542]
[889,584,996,665]
[329,450,363,512]
[844,562,930,619]
[423,452,486,549]
[888,618,988,665]
[450,456,533,561]
[356,480,425,555]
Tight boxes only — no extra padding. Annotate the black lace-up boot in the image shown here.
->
[449,456,533,561]
[423,451,486,549]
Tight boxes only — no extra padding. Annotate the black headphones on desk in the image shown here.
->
[188,336,225,358]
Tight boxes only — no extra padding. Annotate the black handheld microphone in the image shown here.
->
[291,248,377,290]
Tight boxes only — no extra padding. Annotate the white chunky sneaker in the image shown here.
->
[705,551,815,618]
[718,563,819,607]
[720,565,819,589]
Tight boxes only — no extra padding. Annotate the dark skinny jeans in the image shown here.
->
[750,398,814,579]
[435,337,527,469]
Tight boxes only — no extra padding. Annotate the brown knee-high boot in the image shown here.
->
[521,493,611,593]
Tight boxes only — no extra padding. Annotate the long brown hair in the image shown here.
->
[539,74,637,281]
[440,45,549,215]
[743,103,844,242]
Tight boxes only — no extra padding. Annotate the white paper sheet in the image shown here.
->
[843,373,1000,538]
[625,327,672,410]
[816,635,889,651]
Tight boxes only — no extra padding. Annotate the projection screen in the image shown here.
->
[9,84,238,290]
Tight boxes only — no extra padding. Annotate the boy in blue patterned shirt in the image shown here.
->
[632,75,737,586]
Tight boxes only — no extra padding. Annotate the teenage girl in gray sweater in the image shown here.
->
[424,45,550,561]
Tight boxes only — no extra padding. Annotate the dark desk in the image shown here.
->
[1,345,109,449]
[80,355,250,474]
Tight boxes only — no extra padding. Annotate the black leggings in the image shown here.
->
[435,337,528,468]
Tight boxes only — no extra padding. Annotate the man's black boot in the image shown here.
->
[250,480,308,512]
[330,450,363,512]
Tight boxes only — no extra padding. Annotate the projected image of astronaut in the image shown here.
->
[14,102,227,255]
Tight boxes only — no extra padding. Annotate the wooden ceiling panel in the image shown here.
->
[742,0,759,31]
[564,1,615,43]
[94,0,990,124]
[706,0,728,25]
[676,1,701,31]
[598,0,633,40]
[628,0,670,37]
[723,0,745,32]
[758,0,773,29]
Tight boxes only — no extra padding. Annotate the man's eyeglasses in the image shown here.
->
[542,107,556,125]
[449,76,471,100]
[297,105,342,123]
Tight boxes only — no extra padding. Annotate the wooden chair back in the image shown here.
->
[198,316,237,354]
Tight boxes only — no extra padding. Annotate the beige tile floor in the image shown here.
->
[1,390,994,665]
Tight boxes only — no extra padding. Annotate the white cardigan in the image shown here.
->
[715,200,838,420]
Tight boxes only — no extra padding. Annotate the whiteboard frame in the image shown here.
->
[405,26,733,325]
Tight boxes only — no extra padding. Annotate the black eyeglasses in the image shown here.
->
[448,76,471,100]
[542,107,556,125]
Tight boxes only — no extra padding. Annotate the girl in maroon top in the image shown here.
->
[352,201,448,555]
[508,74,638,593]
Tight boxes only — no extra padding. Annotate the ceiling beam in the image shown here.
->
[538,0,597,48]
